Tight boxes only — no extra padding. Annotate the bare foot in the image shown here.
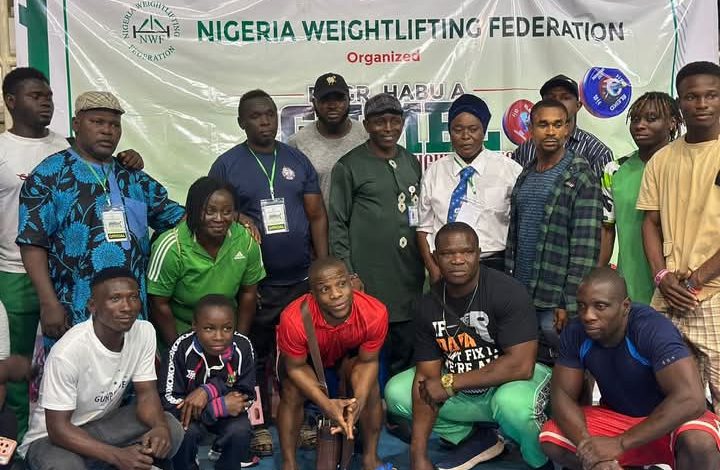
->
[362,453,385,470]
[281,460,299,470]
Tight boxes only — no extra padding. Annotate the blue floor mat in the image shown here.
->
[197,426,534,469]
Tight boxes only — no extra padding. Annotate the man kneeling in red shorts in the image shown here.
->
[540,267,720,469]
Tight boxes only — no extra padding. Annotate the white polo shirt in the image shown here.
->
[418,149,522,254]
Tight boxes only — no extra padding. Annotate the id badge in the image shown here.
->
[102,206,129,242]
[260,198,289,234]
[456,198,482,226]
[408,204,419,227]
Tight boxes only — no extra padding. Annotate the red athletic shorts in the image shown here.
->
[539,406,720,466]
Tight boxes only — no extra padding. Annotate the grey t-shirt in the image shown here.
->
[287,120,368,206]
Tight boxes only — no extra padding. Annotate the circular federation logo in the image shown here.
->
[121,1,181,62]
[580,67,633,118]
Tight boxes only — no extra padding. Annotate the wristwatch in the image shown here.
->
[440,373,456,397]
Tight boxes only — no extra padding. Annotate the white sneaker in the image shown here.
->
[207,446,222,462]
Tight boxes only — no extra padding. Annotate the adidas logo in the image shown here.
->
[234,251,246,260]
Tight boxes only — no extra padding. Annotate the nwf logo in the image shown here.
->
[132,15,171,44]
[121,1,181,62]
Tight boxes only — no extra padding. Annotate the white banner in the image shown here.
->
[13,0,719,202]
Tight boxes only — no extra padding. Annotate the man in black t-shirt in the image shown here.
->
[385,222,553,470]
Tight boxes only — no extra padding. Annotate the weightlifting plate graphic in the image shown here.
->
[580,67,632,118]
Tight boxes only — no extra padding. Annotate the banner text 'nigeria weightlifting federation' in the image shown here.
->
[13,0,718,201]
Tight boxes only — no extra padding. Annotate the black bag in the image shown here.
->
[300,300,354,470]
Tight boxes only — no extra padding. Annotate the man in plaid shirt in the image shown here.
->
[506,99,601,364]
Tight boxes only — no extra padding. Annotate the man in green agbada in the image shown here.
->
[599,92,683,304]
[329,93,424,376]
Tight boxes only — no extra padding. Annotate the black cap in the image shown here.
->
[313,73,349,99]
[540,74,579,99]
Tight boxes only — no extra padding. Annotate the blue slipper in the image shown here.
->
[375,464,397,470]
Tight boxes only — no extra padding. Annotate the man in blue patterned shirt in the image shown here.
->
[16,91,184,340]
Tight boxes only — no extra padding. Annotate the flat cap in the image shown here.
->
[75,91,125,115]
[364,93,403,118]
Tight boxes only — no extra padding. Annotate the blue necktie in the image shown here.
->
[447,166,476,222]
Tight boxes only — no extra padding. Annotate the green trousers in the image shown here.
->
[0,271,40,441]
[384,363,552,468]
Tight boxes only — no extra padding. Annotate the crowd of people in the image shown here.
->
[0,59,719,470]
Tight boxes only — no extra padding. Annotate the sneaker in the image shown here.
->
[241,455,261,467]
[207,445,221,462]
[435,428,504,470]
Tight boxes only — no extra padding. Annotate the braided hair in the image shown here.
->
[185,177,235,237]
[626,91,684,141]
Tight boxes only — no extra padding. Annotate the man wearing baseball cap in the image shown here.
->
[512,74,613,265]
[329,93,424,376]
[288,72,367,207]
[512,74,613,180]
[17,91,184,342]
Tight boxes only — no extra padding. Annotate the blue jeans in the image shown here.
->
[536,308,561,363]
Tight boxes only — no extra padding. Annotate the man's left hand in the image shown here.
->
[418,377,449,407]
[237,213,262,243]
[554,308,568,332]
[116,149,144,170]
[141,425,171,458]
[576,436,623,469]
[683,269,704,295]
[177,388,208,429]
[343,397,364,426]
[586,460,622,470]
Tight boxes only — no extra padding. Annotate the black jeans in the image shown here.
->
[385,320,415,377]
[250,280,310,423]
[0,406,18,469]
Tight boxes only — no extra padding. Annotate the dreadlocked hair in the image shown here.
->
[185,177,235,237]
[626,91,684,141]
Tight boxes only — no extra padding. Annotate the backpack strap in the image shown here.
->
[300,300,329,394]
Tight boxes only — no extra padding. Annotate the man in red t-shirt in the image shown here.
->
[276,256,390,470]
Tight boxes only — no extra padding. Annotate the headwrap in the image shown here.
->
[448,94,491,132]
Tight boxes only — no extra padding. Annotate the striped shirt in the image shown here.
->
[511,126,613,180]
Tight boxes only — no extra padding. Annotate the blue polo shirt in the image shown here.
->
[558,304,690,417]
[209,141,320,285]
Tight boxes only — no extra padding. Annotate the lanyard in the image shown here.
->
[248,144,278,199]
[453,156,477,195]
[81,159,111,204]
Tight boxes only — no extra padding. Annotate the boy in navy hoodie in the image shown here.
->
[159,294,258,469]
